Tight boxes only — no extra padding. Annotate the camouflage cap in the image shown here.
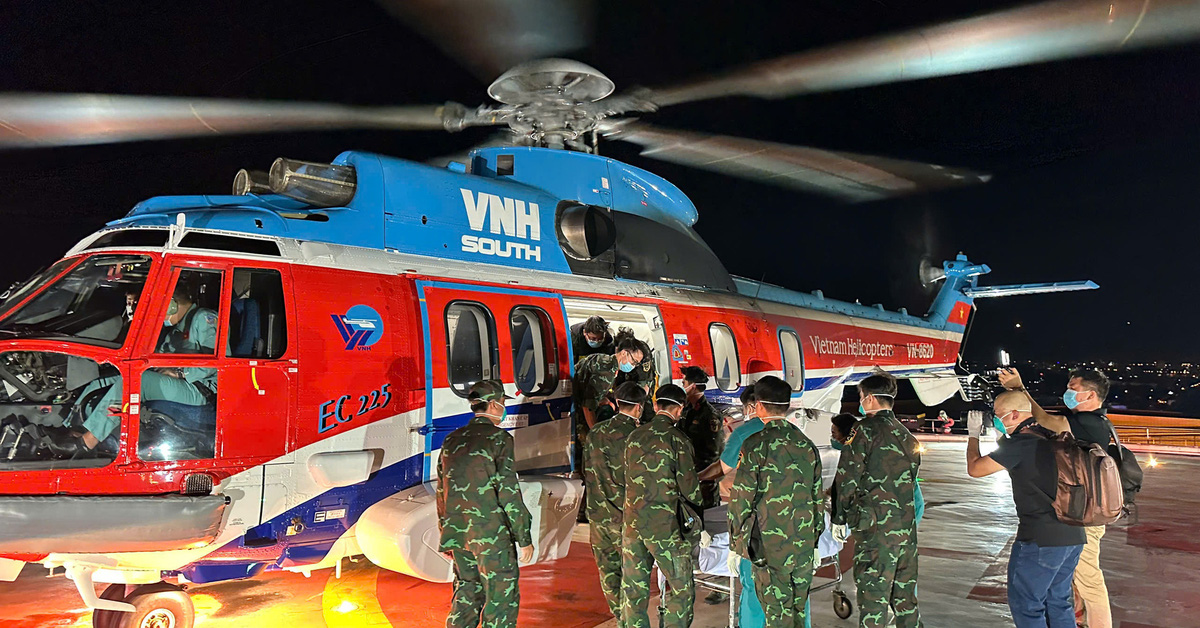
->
[467,379,514,403]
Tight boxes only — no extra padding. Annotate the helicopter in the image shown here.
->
[1,0,1196,626]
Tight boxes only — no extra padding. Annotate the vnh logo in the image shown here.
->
[459,188,542,262]
[331,305,384,351]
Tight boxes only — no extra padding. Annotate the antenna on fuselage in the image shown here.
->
[168,212,186,248]
[749,272,766,306]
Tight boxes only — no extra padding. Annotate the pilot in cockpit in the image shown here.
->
[47,276,219,457]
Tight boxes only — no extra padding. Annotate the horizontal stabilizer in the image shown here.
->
[962,280,1099,298]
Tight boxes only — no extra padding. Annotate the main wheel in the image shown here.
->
[833,590,854,620]
[104,586,196,628]
[91,584,129,628]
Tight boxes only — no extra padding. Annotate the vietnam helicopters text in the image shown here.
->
[2,1,1196,626]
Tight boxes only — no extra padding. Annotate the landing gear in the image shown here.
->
[92,583,195,628]
[833,590,854,620]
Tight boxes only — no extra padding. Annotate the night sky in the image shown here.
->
[2,0,1198,363]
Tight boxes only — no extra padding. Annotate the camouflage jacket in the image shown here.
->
[623,412,702,543]
[437,415,533,551]
[831,409,921,540]
[728,418,823,567]
[678,397,725,471]
[572,353,620,412]
[583,411,639,525]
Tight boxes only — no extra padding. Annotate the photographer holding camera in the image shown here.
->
[998,367,1114,628]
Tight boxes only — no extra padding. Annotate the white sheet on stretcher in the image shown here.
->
[695,512,843,577]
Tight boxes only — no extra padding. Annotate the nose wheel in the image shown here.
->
[92,583,195,628]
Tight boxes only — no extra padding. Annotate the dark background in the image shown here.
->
[1,0,1197,363]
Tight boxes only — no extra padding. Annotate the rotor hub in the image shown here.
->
[487,58,614,105]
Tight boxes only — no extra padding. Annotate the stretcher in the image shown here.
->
[657,505,853,627]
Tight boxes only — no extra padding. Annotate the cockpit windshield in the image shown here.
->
[0,351,118,469]
[0,255,153,348]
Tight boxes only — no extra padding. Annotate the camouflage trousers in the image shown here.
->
[752,563,815,628]
[446,542,520,628]
[589,520,624,621]
[620,528,695,628]
[852,536,922,628]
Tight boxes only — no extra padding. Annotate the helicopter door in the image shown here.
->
[416,281,573,482]
[133,264,295,481]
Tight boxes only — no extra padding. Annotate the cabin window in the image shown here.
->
[779,329,804,390]
[708,323,740,392]
[510,307,558,396]
[156,269,222,356]
[138,368,218,461]
[445,301,499,396]
[226,268,287,359]
[178,232,281,256]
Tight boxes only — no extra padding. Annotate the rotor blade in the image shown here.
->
[606,123,990,202]
[651,0,1200,107]
[374,0,593,80]
[0,94,454,148]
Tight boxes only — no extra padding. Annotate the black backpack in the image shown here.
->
[1106,423,1144,517]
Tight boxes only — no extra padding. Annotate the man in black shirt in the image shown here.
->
[966,391,1084,628]
[999,367,1114,628]
[570,316,615,360]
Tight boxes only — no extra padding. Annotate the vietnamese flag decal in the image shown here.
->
[948,301,972,326]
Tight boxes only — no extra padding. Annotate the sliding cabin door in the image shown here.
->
[416,281,573,481]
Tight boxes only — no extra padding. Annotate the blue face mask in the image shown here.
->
[831,440,844,451]
[587,338,602,349]
[1063,389,1082,410]
[857,404,865,416]
[618,360,635,373]
[993,416,1007,435]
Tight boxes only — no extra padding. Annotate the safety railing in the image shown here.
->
[1114,425,1200,448]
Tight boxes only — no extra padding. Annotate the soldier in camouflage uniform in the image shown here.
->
[572,330,645,522]
[620,384,702,628]
[679,366,726,508]
[832,373,923,628]
[437,380,535,628]
[582,382,647,623]
[572,329,645,430]
[615,340,657,423]
[728,376,823,627]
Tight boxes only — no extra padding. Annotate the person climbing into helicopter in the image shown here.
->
[46,273,219,458]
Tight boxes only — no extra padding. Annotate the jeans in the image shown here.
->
[1007,540,1083,628]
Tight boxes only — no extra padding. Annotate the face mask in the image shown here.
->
[831,440,844,451]
[619,360,635,373]
[125,304,135,318]
[993,416,1008,435]
[586,338,602,349]
[857,404,866,416]
[1063,389,1082,410]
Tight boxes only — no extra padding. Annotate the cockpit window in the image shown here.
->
[0,255,152,348]
[0,351,118,470]
[0,258,79,320]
